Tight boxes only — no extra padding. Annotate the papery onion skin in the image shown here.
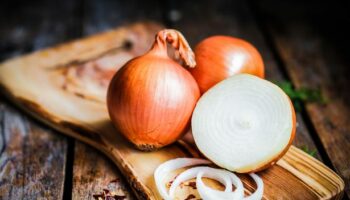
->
[107,29,200,151]
[190,36,264,93]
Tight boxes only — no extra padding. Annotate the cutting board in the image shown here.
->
[0,22,344,200]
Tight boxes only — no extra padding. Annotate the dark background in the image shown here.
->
[0,0,349,199]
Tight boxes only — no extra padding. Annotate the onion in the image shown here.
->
[197,172,263,200]
[168,167,233,195]
[243,173,264,200]
[154,158,211,200]
[154,158,263,200]
[107,29,200,150]
[169,166,244,199]
[190,36,264,93]
[197,170,245,200]
[192,74,296,173]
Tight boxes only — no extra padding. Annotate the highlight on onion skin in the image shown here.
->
[190,36,265,93]
[191,74,296,173]
[107,29,200,151]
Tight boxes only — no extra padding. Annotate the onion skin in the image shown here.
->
[107,29,200,151]
[190,36,265,93]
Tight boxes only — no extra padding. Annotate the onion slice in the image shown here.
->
[168,166,240,198]
[192,74,296,173]
[196,168,244,200]
[243,173,264,200]
[154,158,263,200]
[154,158,211,200]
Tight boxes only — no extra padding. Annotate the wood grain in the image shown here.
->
[170,0,321,160]
[0,101,67,199]
[82,0,163,35]
[72,141,135,200]
[70,1,165,198]
[252,0,350,197]
[0,0,81,61]
[0,22,344,200]
[0,0,82,199]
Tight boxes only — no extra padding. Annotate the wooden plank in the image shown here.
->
[0,23,344,199]
[82,0,163,35]
[169,0,321,160]
[72,141,135,200]
[0,0,81,61]
[0,101,67,199]
[252,0,350,197]
[0,0,82,198]
[70,1,165,199]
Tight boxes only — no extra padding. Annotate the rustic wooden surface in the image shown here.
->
[69,1,162,200]
[72,142,135,200]
[169,0,321,160]
[0,0,349,199]
[0,0,79,199]
[251,1,350,197]
[0,101,67,199]
[0,22,344,200]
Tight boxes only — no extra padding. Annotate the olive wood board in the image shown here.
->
[0,22,344,200]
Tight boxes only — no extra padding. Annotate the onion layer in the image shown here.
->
[190,36,264,93]
[197,171,265,200]
[154,158,210,200]
[169,167,236,197]
[192,74,296,173]
[154,158,263,200]
[243,173,264,200]
[107,29,200,151]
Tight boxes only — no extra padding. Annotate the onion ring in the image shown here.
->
[243,173,264,200]
[196,169,244,200]
[154,158,210,199]
[154,158,263,200]
[168,166,236,198]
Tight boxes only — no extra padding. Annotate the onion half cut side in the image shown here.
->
[192,74,296,173]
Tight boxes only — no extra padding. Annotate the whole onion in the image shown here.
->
[190,36,265,93]
[107,29,200,151]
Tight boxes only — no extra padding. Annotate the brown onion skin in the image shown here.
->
[107,51,200,151]
[190,36,265,93]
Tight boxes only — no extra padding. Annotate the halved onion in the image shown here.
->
[154,158,211,200]
[192,74,296,173]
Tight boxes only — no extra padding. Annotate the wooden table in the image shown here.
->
[0,0,349,199]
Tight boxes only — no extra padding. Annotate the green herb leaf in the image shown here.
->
[300,145,317,157]
[274,81,327,112]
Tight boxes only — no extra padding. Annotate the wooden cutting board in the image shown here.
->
[0,22,344,200]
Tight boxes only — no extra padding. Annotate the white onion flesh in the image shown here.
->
[243,173,264,200]
[192,74,295,172]
[169,166,240,198]
[154,158,263,200]
[154,158,211,200]
[196,168,244,200]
